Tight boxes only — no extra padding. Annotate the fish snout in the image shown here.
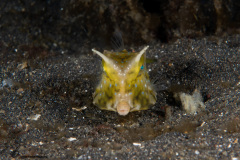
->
[117,101,130,116]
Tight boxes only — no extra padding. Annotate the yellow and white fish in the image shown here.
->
[92,46,156,116]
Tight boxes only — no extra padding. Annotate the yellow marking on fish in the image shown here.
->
[92,46,157,116]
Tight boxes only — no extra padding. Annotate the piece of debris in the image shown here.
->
[17,61,28,70]
[233,138,238,144]
[175,89,205,114]
[72,106,87,112]
[0,110,5,114]
[27,114,41,121]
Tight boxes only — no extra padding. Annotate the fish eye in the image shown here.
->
[140,65,144,70]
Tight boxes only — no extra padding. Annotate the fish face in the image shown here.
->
[92,46,157,116]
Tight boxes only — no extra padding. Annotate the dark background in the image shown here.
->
[1,0,239,52]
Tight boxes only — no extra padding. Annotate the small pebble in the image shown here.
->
[195,150,200,155]
[133,142,141,147]
[17,88,24,94]
[2,79,14,88]
[68,137,77,141]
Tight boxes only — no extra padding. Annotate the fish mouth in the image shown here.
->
[117,101,130,116]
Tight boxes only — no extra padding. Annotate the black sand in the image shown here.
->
[0,1,240,159]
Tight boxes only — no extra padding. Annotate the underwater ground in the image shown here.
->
[0,0,240,159]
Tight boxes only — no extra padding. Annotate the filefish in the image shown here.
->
[92,46,157,116]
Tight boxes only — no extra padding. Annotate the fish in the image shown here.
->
[92,46,157,116]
